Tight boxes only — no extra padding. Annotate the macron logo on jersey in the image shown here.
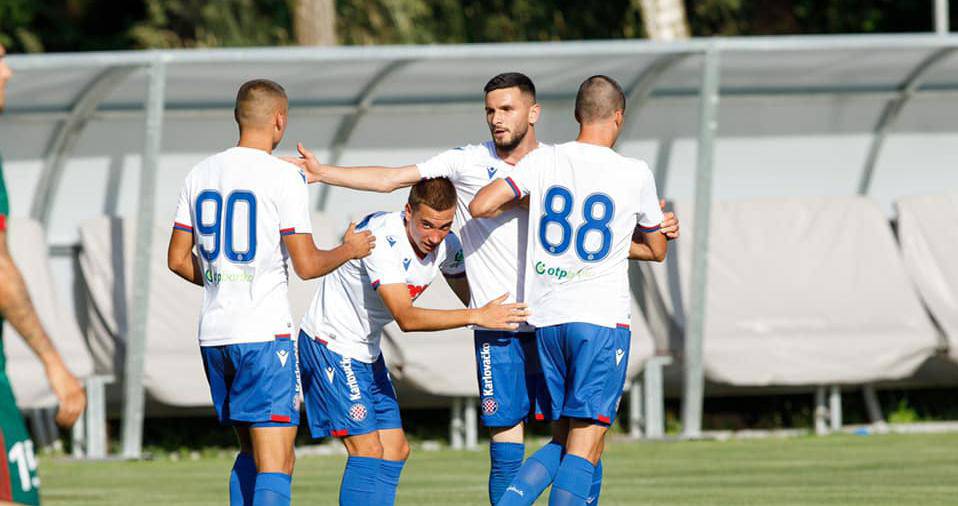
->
[402,258,411,271]
[387,235,397,247]
[277,350,289,367]
[486,166,498,179]
[325,367,335,383]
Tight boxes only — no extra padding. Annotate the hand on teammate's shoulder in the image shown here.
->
[659,200,680,240]
[342,222,376,259]
[280,142,323,184]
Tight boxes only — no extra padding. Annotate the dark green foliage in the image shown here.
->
[0,0,953,53]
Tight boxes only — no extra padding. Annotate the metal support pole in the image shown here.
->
[71,407,86,459]
[644,356,670,439]
[87,375,111,459]
[121,60,166,459]
[681,47,720,440]
[629,377,643,440]
[464,399,478,450]
[829,385,843,431]
[863,384,886,425]
[858,48,956,195]
[814,386,828,436]
[450,398,464,450]
[936,0,950,35]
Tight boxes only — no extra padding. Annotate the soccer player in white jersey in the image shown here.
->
[296,177,528,506]
[167,79,374,506]
[471,75,668,506]
[286,72,678,505]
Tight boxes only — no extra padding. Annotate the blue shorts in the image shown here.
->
[200,335,300,428]
[298,331,402,439]
[537,323,631,426]
[474,330,549,428]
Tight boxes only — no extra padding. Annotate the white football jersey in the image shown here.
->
[173,146,313,347]
[417,141,540,330]
[299,211,465,363]
[506,141,664,329]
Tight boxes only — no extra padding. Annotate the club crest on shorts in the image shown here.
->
[615,348,625,366]
[481,396,499,415]
[349,403,368,422]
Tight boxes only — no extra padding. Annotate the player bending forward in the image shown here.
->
[471,75,668,506]
[297,178,528,506]
[167,79,374,506]
[288,72,678,505]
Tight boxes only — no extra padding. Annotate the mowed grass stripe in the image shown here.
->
[40,433,958,505]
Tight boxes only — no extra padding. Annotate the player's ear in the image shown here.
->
[528,102,541,125]
[613,109,624,128]
[404,202,413,217]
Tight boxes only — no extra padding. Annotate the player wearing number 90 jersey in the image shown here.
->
[167,79,374,506]
[173,145,312,346]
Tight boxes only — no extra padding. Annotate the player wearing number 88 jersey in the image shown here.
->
[471,75,668,506]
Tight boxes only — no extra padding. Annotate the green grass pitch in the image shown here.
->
[39,433,958,505]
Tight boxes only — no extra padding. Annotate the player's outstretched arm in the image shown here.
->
[284,223,375,280]
[167,229,204,286]
[379,286,527,333]
[283,143,420,192]
[469,179,517,218]
[0,229,86,427]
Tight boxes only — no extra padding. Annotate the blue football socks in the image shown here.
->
[496,441,563,506]
[339,456,381,506]
[375,459,406,505]
[252,472,291,506]
[489,442,525,504]
[587,459,603,505]
[230,452,257,506]
[548,455,595,506]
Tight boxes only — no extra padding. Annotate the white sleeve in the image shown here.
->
[363,230,406,289]
[417,148,465,180]
[439,233,466,278]
[505,147,548,199]
[635,164,665,231]
[278,168,314,236]
[172,182,194,233]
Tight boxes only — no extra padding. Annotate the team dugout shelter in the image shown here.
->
[2,33,958,458]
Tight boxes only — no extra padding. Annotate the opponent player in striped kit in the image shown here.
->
[471,75,667,506]
[287,73,678,505]
[167,79,374,506]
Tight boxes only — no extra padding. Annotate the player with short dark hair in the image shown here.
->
[297,177,528,505]
[0,43,87,506]
[167,78,375,506]
[286,71,678,505]
[471,74,668,506]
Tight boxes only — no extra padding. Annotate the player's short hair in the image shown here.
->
[574,75,626,124]
[484,72,536,102]
[234,79,288,128]
[408,178,457,212]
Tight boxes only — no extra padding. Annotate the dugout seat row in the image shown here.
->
[75,212,657,413]
[640,196,941,387]
[1,218,100,454]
